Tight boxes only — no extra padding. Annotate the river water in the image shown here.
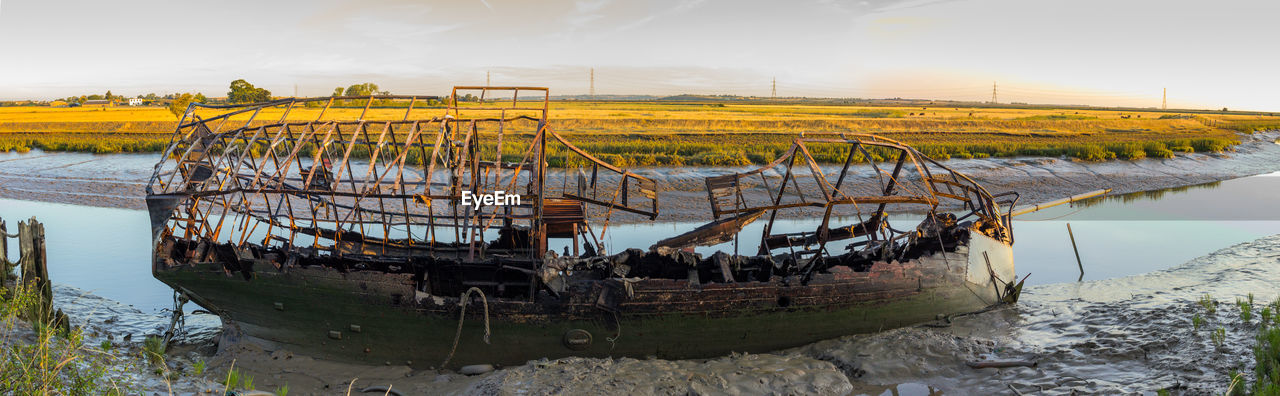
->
[1,171,1278,394]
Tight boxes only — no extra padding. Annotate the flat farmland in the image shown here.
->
[1,101,1276,164]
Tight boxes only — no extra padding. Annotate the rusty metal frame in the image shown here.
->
[690,133,1013,260]
[147,88,659,266]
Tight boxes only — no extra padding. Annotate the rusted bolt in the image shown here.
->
[328,330,342,340]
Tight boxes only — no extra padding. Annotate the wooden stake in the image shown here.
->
[1067,223,1083,281]
[0,219,9,289]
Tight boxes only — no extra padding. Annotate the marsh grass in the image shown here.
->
[1234,302,1280,395]
[0,102,1261,165]
[1242,298,1257,323]
[1252,325,1280,395]
[224,366,241,390]
[141,335,165,367]
[1201,294,1219,315]
[220,363,259,392]
[0,133,169,154]
[0,284,124,394]
[1213,327,1228,348]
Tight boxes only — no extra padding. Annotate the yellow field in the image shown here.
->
[1,102,1277,163]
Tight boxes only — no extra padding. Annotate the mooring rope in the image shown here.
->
[440,287,490,369]
[605,310,622,349]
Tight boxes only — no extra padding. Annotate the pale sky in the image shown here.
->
[1,0,1277,110]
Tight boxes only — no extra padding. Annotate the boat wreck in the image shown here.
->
[146,87,1032,368]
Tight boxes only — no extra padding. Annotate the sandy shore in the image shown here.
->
[1,132,1277,223]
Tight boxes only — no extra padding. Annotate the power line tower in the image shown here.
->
[589,68,595,98]
[1162,88,1167,110]
[771,77,776,99]
[486,71,491,86]
[991,81,998,104]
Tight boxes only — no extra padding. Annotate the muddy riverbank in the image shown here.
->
[1,132,1277,222]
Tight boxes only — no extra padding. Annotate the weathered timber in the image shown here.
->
[0,219,9,289]
[1,217,67,331]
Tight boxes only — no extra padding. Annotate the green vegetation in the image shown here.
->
[224,366,240,389]
[1213,326,1228,348]
[1248,325,1280,395]
[1194,314,1205,331]
[338,82,388,97]
[192,359,206,376]
[1202,294,1280,395]
[167,93,208,118]
[1227,296,1280,395]
[0,284,124,394]
[1201,294,1218,314]
[1223,120,1280,133]
[227,79,271,104]
[221,365,258,393]
[0,134,169,154]
[141,335,166,367]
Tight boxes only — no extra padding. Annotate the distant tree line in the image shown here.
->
[228,79,272,104]
[167,93,209,117]
[317,82,446,107]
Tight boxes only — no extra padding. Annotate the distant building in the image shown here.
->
[82,99,112,107]
[128,98,143,106]
[48,100,68,107]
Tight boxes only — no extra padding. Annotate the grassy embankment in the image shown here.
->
[1,103,1278,166]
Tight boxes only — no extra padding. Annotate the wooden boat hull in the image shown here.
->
[154,228,1014,368]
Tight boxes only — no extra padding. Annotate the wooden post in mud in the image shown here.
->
[1067,223,1083,281]
[0,219,10,289]
[12,217,65,330]
[17,218,52,321]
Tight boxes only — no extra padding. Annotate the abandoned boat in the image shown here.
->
[145,87,1042,368]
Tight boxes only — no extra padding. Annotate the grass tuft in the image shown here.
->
[141,335,166,367]
[1200,294,1218,314]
